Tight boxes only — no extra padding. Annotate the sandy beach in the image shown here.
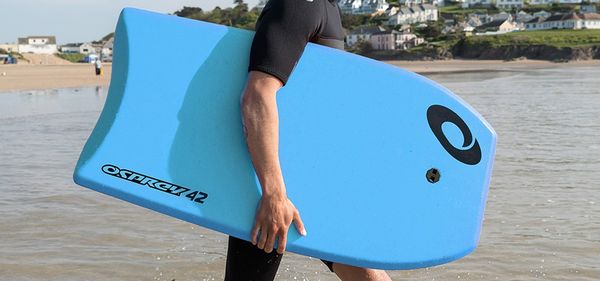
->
[0,64,111,92]
[1,59,599,92]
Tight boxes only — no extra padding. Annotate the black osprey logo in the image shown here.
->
[427,105,481,165]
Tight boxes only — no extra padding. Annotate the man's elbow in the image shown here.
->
[241,71,281,116]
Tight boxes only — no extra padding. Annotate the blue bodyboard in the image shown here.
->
[73,8,497,270]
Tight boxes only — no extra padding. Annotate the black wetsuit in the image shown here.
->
[225,0,344,280]
[248,0,345,85]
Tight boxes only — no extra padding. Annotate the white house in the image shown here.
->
[387,4,438,26]
[579,13,600,28]
[475,18,519,34]
[362,0,390,14]
[370,30,396,50]
[17,36,58,54]
[60,42,95,54]
[0,44,18,53]
[498,0,524,10]
[396,31,425,49]
[60,44,79,53]
[370,29,424,50]
[494,0,524,10]
[525,12,600,30]
[340,0,362,14]
[339,0,389,14]
[384,4,400,17]
[346,25,390,47]
[527,0,553,4]
[525,17,544,30]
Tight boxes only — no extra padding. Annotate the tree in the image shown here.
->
[101,33,115,42]
[174,6,204,19]
[341,13,371,30]
[416,22,443,41]
[348,39,373,55]
[174,2,260,31]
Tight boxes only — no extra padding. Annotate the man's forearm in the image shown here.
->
[241,82,286,198]
[241,71,306,252]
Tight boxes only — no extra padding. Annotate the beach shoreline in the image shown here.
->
[386,59,600,75]
[0,64,111,93]
[1,59,599,92]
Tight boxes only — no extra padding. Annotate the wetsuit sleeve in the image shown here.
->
[248,0,323,86]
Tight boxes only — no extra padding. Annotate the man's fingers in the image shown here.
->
[293,210,307,236]
[276,231,287,254]
[251,223,261,245]
[257,228,268,250]
[264,228,277,253]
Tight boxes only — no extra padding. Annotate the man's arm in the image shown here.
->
[241,70,307,255]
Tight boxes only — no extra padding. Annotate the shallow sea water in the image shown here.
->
[0,66,599,281]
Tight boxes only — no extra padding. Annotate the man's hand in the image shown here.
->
[251,193,306,254]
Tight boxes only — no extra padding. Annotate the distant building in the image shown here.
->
[339,0,390,15]
[494,0,524,10]
[17,36,58,54]
[475,18,519,34]
[461,0,493,8]
[533,10,551,19]
[581,5,598,14]
[0,44,18,53]
[491,11,512,21]
[387,4,438,26]
[515,11,534,23]
[370,29,424,50]
[101,37,114,62]
[525,12,600,30]
[466,15,484,27]
[346,25,390,47]
[434,0,445,6]
[60,43,95,54]
[527,0,553,4]
[524,17,545,30]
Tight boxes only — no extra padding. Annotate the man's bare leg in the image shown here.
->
[332,263,392,281]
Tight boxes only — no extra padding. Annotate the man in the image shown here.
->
[225,0,392,280]
[94,58,103,76]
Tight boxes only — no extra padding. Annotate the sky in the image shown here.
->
[0,0,260,44]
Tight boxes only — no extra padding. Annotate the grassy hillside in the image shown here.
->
[439,4,495,15]
[55,53,86,63]
[464,29,600,48]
